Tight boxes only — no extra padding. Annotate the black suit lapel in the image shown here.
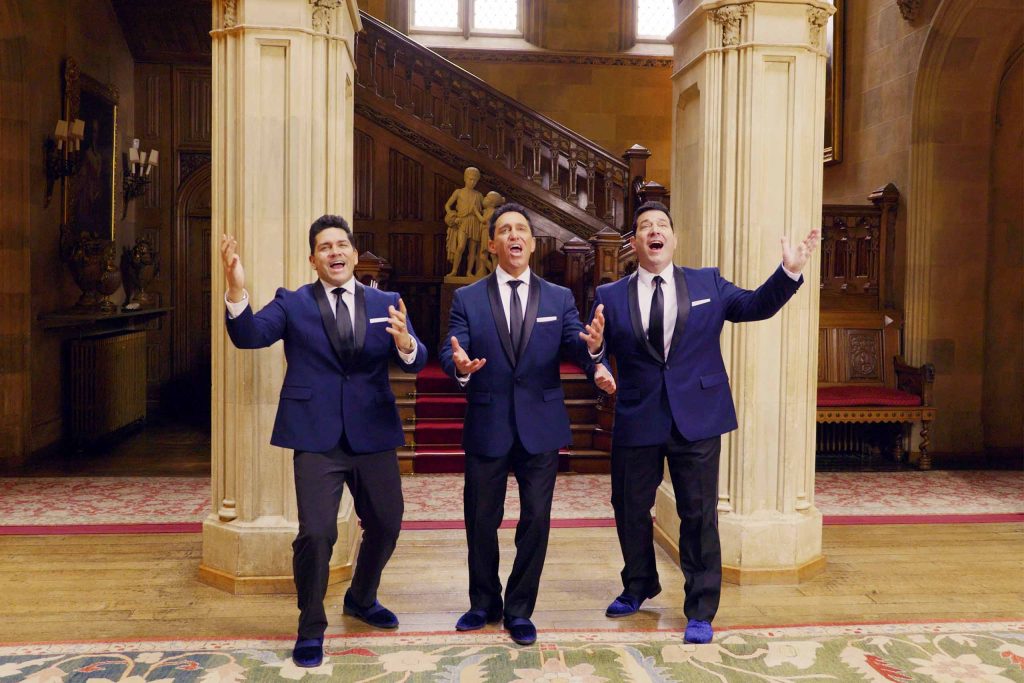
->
[518,276,541,361]
[487,274,517,367]
[627,273,665,365]
[353,281,367,357]
[312,283,346,363]
[667,266,690,359]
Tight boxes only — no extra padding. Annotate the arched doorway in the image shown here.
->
[168,163,212,425]
[905,0,1023,456]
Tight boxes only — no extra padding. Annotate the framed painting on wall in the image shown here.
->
[62,58,119,240]
[824,0,844,165]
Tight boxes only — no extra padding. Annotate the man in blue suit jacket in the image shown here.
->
[220,215,427,667]
[439,203,615,646]
[594,201,819,644]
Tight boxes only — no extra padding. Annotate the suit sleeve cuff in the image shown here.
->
[781,264,802,282]
[456,373,470,388]
[225,290,250,319]
[396,344,418,364]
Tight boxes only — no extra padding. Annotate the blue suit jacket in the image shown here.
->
[595,265,801,447]
[225,281,427,454]
[439,273,594,458]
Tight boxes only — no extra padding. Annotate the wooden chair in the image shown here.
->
[816,184,937,468]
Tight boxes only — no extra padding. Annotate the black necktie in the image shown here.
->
[508,280,524,357]
[648,275,664,360]
[332,287,355,359]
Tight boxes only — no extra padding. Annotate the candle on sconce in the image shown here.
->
[146,149,159,175]
[54,120,68,150]
[129,146,140,174]
[70,119,85,152]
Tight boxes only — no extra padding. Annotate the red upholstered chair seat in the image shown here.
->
[817,386,922,407]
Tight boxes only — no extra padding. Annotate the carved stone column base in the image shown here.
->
[198,502,358,595]
[655,484,824,585]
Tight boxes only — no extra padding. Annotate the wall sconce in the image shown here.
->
[44,118,84,207]
[121,138,158,219]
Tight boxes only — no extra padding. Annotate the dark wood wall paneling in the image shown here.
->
[353,117,486,346]
[133,64,211,414]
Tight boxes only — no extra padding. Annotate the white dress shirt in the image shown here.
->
[225,278,417,363]
[494,265,531,334]
[636,263,678,358]
[456,266,531,386]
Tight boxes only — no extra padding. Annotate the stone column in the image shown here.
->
[200,0,363,594]
[654,0,831,584]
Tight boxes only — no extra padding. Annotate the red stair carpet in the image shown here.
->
[410,361,584,473]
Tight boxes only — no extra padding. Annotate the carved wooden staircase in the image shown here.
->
[356,12,667,473]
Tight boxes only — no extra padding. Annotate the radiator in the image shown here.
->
[69,331,147,441]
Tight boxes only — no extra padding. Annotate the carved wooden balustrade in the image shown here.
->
[820,182,898,311]
[355,12,631,240]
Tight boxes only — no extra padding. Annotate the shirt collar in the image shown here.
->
[321,277,355,297]
[637,262,675,288]
[496,266,531,289]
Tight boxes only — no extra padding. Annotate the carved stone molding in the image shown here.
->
[896,0,921,21]
[223,0,237,29]
[310,0,343,34]
[711,5,747,48]
[807,6,830,49]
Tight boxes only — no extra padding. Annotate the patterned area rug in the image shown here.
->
[1,622,1022,682]
[0,471,1021,533]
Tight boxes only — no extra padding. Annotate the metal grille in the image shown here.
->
[637,0,673,39]
[473,0,518,31]
[413,0,459,29]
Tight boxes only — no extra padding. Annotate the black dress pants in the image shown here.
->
[611,426,722,622]
[463,437,559,619]
[292,441,403,639]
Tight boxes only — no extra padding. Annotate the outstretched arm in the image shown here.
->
[722,228,820,323]
[221,234,286,348]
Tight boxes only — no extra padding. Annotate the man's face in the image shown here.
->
[309,227,358,287]
[629,209,676,273]
[489,211,535,277]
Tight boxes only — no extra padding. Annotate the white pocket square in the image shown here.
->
[536,315,558,323]
[691,298,711,307]
[369,317,389,324]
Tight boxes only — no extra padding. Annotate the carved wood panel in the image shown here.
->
[174,68,212,147]
[354,129,374,220]
[388,233,425,277]
[388,149,423,220]
[354,232,375,255]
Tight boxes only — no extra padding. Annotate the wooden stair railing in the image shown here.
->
[355,12,632,240]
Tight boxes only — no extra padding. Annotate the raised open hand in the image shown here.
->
[580,303,606,355]
[781,228,821,274]
[450,336,486,376]
[220,234,246,302]
[386,298,415,354]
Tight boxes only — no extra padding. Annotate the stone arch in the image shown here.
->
[0,0,31,463]
[905,0,1023,452]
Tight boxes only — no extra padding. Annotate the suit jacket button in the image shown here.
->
[664,364,669,370]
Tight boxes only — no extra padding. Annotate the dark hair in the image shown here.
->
[488,202,532,239]
[308,214,353,253]
[632,201,673,232]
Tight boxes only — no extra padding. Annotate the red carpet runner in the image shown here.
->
[410,361,585,473]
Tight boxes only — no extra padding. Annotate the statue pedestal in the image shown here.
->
[439,275,476,345]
